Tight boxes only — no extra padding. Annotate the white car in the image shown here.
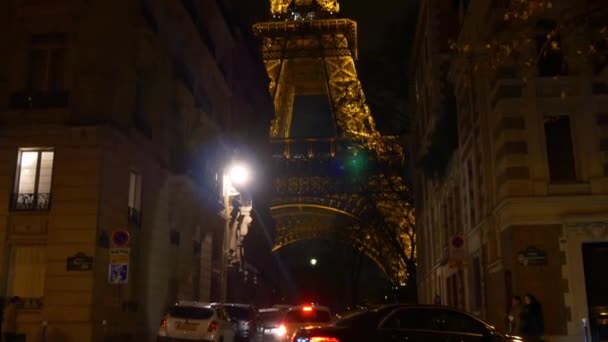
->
[157,301,236,342]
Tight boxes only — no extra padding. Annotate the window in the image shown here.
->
[12,149,54,211]
[472,256,483,312]
[128,171,142,225]
[544,115,576,182]
[28,33,66,92]
[7,245,46,304]
[466,159,475,228]
[434,310,487,334]
[382,308,424,329]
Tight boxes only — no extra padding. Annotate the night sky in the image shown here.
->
[245,0,418,310]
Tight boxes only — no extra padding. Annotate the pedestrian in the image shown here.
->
[2,296,21,342]
[507,296,523,335]
[520,294,544,341]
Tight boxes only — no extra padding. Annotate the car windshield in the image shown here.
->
[260,311,283,323]
[284,309,332,323]
[334,306,399,328]
[169,306,214,320]
[225,306,253,320]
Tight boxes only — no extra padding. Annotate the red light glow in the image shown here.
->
[160,318,167,329]
[302,306,313,312]
[208,321,218,332]
[310,337,339,342]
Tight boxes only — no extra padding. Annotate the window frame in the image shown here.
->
[27,33,67,93]
[128,170,143,226]
[11,148,55,211]
[6,243,47,308]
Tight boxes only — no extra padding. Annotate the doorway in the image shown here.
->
[582,242,608,341]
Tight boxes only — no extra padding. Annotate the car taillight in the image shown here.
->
[208,321,218,332]
[310,337,339,342]
[160,318,167,329]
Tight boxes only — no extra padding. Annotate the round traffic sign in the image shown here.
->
[451,236,464,248]
[111,230,130,247]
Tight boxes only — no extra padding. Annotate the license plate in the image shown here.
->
[175,322,199,331]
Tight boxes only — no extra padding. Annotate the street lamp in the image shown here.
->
[220,161,254,302]
[310,258,318,267]
[228,163,251,186]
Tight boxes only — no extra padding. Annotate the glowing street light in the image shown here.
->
[310,258,318,266]
[228,163,251,186]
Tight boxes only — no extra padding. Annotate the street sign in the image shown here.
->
[109,248,130,264]
[66,252,93,271]
[111,230,130,247]
[109,247,130,284]
[448,235,466,267]
[108,263,128,284]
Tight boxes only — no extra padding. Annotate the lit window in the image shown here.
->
[128,171,142,225]
[7,245,46,301]
[12,149,54,210]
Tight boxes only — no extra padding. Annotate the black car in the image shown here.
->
[291,304,523,342]
[221,303,258,342]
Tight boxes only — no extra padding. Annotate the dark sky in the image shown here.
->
[341,0,418,55]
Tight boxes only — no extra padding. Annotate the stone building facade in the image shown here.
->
[411,0,608,340]
[0,0,272,341]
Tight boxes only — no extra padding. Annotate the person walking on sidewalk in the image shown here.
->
[508,296,523,335]
[520,294,544,341]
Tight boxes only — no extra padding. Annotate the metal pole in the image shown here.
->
[220,174,230,302]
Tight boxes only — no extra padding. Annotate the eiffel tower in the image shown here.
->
[253,0,415,285]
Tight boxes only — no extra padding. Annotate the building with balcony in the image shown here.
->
[411,0,608,340]
[0,0,272,341]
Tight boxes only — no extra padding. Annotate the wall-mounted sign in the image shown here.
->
[111,230,130,247]
[67,252,93,271]
[518,246,548,266]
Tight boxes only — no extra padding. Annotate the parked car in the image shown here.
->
[157,301,235,342]
[218,303,258,342]
[291,304,523,342]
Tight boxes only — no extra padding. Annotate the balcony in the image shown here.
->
[10,193,51,211]
[490,80,523,108]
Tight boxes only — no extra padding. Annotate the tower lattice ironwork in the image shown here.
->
[253,0,415,285]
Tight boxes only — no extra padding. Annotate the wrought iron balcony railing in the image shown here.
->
[10,192,51,211]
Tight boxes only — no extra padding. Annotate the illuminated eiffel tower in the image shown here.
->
[253,0,415,285]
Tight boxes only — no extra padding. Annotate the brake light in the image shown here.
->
[302,306,313,312]
[208,321,218,332]
[310,337,339,342]
[160,318,167,329]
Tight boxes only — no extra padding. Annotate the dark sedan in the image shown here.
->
[291,304,523,342]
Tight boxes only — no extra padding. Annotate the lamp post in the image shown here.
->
[220,162,253,302]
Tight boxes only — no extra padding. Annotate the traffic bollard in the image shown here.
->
[582,317,590,342]
[41,321,47,342]
[102,320,108,342]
